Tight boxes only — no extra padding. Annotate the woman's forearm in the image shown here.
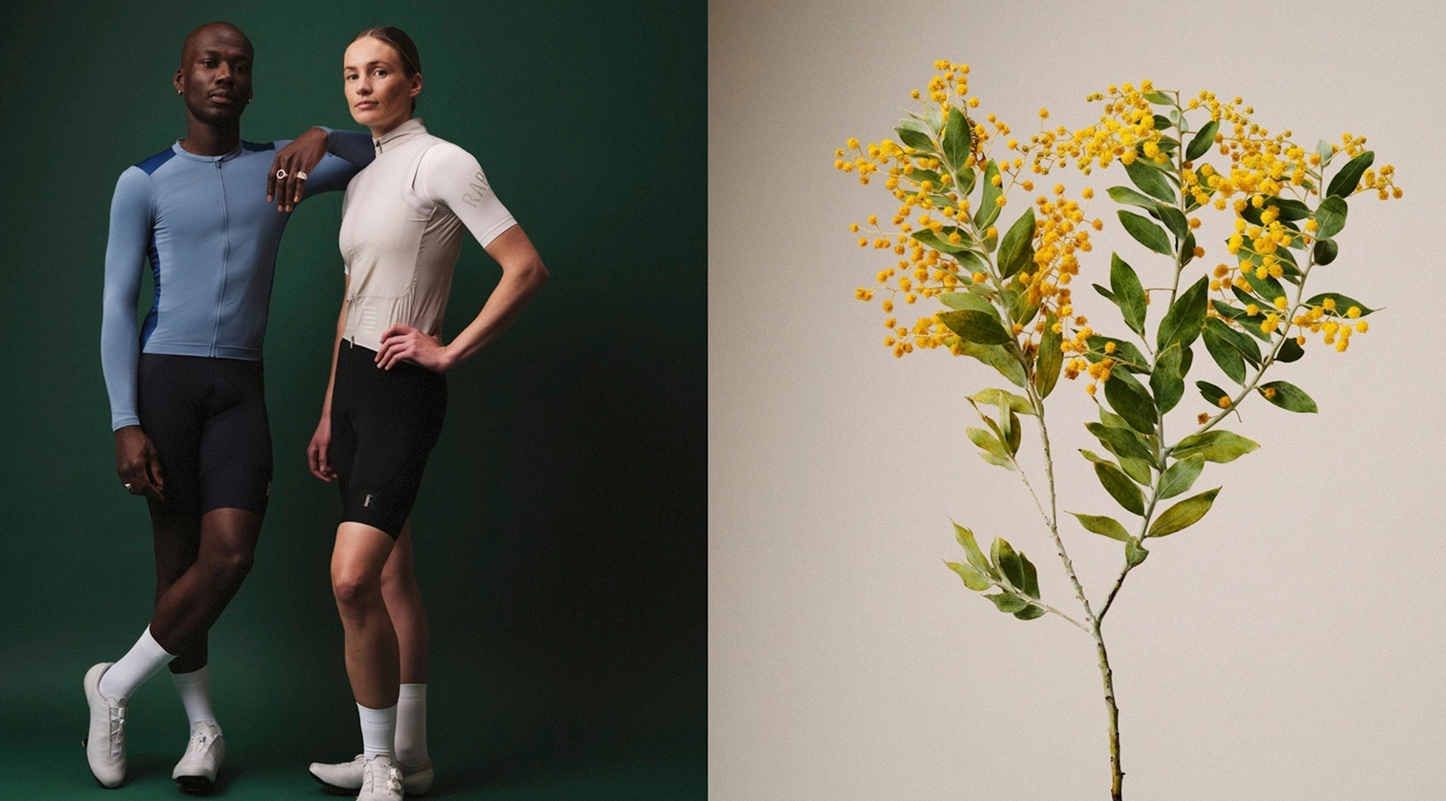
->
[442,251,548,369]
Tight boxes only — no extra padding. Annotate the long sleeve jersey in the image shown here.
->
[101,131,374,430]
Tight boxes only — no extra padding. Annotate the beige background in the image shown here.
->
[710,0,1445,797]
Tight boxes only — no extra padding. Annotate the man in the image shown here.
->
[87,21,373,790]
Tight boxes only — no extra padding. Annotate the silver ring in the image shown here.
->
[275,168,288,180]
[295,171,308,181]
[123,483,132,491]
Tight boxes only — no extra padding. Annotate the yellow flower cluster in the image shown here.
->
[1289,297,1369,352]
[1023,186,1098,327]
[1042,81,1164,174]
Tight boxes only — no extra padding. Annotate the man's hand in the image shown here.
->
[115,426,165,501]
[307,415,336,482]
[267,127,330,212]
[377,325,452,372]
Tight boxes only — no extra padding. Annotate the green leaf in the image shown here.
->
[955,341,1028,388]
[940,292,999,316]
[967,427,1008,461]
[1070,512,1131,542]
[1017,551,1040,600]
[1080,448,1152,486]
[1148,343,1184,414]
[1157,205,1189,240]
[1084,336,1148,373]
[968,388,1034,416]
[953,522,993,576]
[985,592,1029,614]
[998,209,1037,279]
[975,160,1003,230]
[1316,139,1335,167]
[1110,253,1147,335]
[1202,326,1246,384]
[1104,373,1157,435]
[943,106,972,170]
[895,122,935,153]
[1157,454,1204,499]
[1010,287,1039,327]
[1119,210,1174,256]
[1148,487,1221,537]
[1144,90,1174,105]
[1013,605,1047,621]
[1305,292,1378,316]
[1326,151,1374,199]
[1086,422,1155,463]
[1313,238,1339,266]
[1107,186,1159,210]
[991,537,1025,590]
[1242,270,1287,306]
[1004,408,1022,456]
[1276,336,1304,363]
[910,229,972,255]
[1125,159,1176,203]
[940,310,1012,345]
[1035,312,1064,399]
[1315,196,1348,240]
[902,167,943,188]
[1173,430,1259,463]
[1196,380,1229,408]
[955,250,989,274]
[924,104,943,135]
[1096,461,1146,516]
[1258,381,1318,413]
[1126,537,1150,567]
[1203,317,1262,366]
[1267,197,1311,221]
[1156,276,1209,352]
[945,560,991,591]
[1185,119,1219,161]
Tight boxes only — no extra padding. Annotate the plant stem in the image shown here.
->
[1095,632,1124,800]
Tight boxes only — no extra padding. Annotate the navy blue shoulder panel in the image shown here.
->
[134,147,177,175]
[241,140,276,152]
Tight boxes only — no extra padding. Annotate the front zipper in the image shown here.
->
[211,159,231,356]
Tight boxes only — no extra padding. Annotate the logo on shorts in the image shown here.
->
[364,494,375,508]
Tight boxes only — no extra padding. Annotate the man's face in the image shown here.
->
[173,25,253,127]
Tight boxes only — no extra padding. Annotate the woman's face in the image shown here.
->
[343,36,420,134]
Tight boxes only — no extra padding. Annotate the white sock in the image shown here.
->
[358,703,397,759]
[99,627,176,700]
[171,666,219,731]
[395,683,428,765]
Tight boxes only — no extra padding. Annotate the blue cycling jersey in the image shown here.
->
[101,130,374,430]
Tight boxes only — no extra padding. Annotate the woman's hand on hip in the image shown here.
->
[377,325,452,372]
[307,416,336,482]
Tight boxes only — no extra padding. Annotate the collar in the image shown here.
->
[170,140,246,163]
[373,118,427,154]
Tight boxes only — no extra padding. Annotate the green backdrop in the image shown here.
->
[0,2,704,798]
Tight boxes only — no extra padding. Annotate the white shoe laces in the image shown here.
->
[187,728,211,755]
[362,758,403,795]
[107,705,126,758]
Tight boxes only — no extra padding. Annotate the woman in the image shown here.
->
[304,26,548,801]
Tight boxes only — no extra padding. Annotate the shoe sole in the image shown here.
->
[309,772,360,796]
[175,774,215,795]
[309,770,431,797]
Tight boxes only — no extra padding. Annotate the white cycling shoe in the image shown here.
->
[310,752,434,796]
[172,721,225,791]
[83,662,127,788]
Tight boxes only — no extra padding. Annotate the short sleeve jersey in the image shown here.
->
[337,118,517,351]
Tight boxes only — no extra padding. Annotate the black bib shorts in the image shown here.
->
[136,354,273,520]
[329,340,447,539]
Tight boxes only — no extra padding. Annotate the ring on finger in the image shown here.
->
[276,168,288,180]
[295,170,308,181]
